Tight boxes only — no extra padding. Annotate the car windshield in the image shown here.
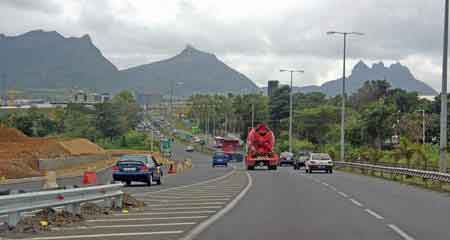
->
[311,154,331,161]
[120,155,148,163]
[214,152,226,157]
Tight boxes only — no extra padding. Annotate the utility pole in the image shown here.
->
[417,109,426,144]
[280,69,304,153]
[440,0,449,173]
[327,31,364,161]
[251,103,255,128]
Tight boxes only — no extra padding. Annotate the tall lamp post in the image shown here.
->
[327,31,364,162]
[280,69,304,153]
[169,81,184,125]
[440,0,449,173]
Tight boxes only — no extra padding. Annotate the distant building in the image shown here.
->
[268,80,279,97]
[136,92,163,108]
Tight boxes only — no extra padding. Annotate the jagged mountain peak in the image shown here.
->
[352,60,370,74]
[177,44,216,59]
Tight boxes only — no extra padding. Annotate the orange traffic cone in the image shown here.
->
[83,171,97,185]
[168,164,176,174]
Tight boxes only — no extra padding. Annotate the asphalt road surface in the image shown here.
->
[196,167,450,240]
[3,147,450,240]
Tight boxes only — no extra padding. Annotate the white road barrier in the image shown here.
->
[0,183,124,226]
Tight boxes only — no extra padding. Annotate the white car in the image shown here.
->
[185,145,195,152]
[305,153,333,173]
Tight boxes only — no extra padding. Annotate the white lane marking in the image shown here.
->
[52,222,196,231]
[322,182,329,187]
[145,197,230,202]
[329,185,337,191]
[152,194,233,198]
[145,199,229,203]
[148,206,222,210]
[114,211,215,216]
[24,231,184,240]
[349,198,363,207]
[364,209,384,220]
[180,172,252,240]
[146,202,225,207]
[88,216,208,222]
[388,224,415,240]
[337,191,348,198]
[134,169,236,196]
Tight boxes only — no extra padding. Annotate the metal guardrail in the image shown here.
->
[334,161,450,183]
[0,183,124,227]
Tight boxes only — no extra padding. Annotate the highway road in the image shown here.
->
[3,145,450,240]
[197,167,450,240]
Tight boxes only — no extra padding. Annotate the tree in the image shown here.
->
[350,80,391,110]
[112,90,141,131]
[94,103,124,141]
[269,85,290,136]
[360,99,395,149]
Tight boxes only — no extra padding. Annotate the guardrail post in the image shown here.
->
[65,203,81,215]
[113,194,123,208]
[8,212,20,227]
[104,197,112,208]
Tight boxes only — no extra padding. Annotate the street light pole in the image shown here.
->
[327,31,364,162]
[440,0,449,173]
[280,69,305,153]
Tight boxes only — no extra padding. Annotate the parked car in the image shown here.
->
[185,145,195,152]
[112,154,162,186]
[212,151,231,167]
[305,153,333,173]
[293,151,311,170]
[279,152,294,166]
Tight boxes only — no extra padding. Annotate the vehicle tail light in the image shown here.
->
[140,165,149,172]
[112,166,119,172]
[156,166,161,174]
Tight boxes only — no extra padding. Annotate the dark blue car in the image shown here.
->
[212,151,231,167]
[112,154,162,186]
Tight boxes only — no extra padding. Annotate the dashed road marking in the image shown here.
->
[24,231,184,240]
[364,209,384,220]
[87,216,208,222]
[337,191,348,198]
[349,198,363,207]
[322,182,329,187]
[388,224,415,240]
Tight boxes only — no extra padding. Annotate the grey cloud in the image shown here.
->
[0,0,61,14]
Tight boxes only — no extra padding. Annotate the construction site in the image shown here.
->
[0,126,110,179]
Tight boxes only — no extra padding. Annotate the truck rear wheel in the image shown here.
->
[247,165,255,171]
[269,165,277,170]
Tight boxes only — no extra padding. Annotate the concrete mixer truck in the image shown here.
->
[245,123,279,170]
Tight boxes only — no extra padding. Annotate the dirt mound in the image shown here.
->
[123,193,146,208]
[0,128,108,179]
[10,208,84,233]
[59,139,106,156]
[0,127,28,142]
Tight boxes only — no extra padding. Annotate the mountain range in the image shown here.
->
[297,61,437,96]
[0,30,437,97]
[0,30,258,96]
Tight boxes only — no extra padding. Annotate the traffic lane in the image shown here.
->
[196,167,397,240]
[124,141,232,195]
[0,141,199,192]
[312,170,450,240]
[0,168,112,192]
[8,170,248,240]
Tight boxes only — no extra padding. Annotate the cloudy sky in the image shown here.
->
[0,0,447,90]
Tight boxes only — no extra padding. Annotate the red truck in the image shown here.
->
[245,123,279,170]
[222,138,243,162]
